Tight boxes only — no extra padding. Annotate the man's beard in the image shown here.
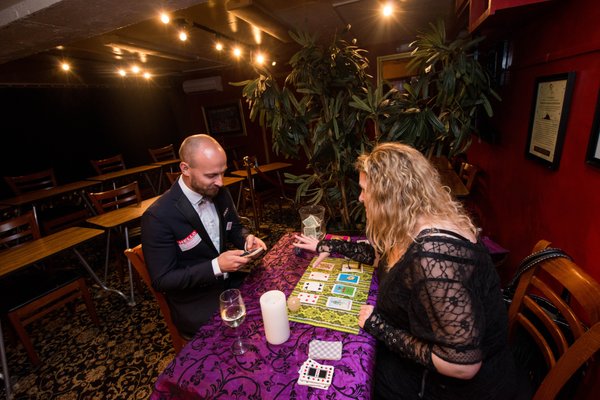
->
[190,177,220,198]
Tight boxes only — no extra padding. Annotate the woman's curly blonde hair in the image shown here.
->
[356,142,477,264]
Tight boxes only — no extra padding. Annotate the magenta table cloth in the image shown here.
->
[151,233,378,399]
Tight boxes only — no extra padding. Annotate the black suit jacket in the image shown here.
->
[141,180,247,336]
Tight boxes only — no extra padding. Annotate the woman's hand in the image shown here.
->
[358,304,374,328]
[293,234,330,267]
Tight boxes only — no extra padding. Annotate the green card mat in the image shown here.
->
[288,257,375,335]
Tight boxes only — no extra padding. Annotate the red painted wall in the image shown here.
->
[467,0,600,284]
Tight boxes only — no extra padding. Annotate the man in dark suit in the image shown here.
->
[141,134,266,338]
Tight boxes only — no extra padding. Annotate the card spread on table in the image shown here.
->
[298,358,334,390]
[337,273,360,285]
[341,262,364,273]
[331,283,356,297]
[326,296,353,311]
[298,292,319,304]
[308,271,330,281]
[313,261,335,271]
[302,281,324,292]
[308,340,342,360]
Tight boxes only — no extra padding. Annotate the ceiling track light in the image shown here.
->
[226,0,291,43]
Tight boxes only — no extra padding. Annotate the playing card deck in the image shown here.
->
[298,358,334,389]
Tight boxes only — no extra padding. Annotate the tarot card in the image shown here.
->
[331,283,356,297]
[337,273,360,285]
[313,261,335,271]
[302,281,324,292]
[297,292,319,304]
[308,271,330,281]
[326,296,353,311]
[341,261,364,273]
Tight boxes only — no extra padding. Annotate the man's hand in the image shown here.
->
[217,250,251,272]
[244,234,267,256]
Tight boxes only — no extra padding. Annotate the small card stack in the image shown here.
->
[297,358,334,390]
[309,340,342,360]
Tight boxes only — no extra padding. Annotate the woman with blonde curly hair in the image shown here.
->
[294,142,518,399]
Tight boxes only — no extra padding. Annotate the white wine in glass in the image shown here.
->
[219,288,248,355]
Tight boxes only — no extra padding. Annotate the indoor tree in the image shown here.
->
[234,21,499,230]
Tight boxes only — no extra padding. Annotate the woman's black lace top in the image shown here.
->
[318,230,516,399]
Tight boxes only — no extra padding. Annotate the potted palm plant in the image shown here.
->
[235,21,498,230]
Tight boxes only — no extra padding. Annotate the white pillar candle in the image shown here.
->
[259,290,290,345]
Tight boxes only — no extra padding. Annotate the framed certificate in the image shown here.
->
[586,89,600,168]
[525,72,576,170]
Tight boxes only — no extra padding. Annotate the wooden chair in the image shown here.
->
[3,169,89,234]
[508,239,600,399]
[4,169,57,195]
[0,211,100,366]
[124,245,186,352]
[90,154,126,175]
[241,155,294,231]
[165,171,181,185]
[87,182,142,289]
[148,144,176,163]
[458,162,479,193]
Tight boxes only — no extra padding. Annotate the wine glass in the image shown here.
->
[219,288,248,355]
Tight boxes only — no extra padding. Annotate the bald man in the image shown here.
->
[141,134,266,338]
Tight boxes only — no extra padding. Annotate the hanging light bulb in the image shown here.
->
[143,72,152,79]
[61,62,70,71]
[118,68,127,77]
[215,42,224,51]
[382,2,394,17]
[255,53,265,65]
[160,12,170,24]
[179,30,188,41]
[131,65,140,74]
[233,46,242,58]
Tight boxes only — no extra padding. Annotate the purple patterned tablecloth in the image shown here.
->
[151,233,378,400]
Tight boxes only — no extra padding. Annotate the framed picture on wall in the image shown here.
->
[202,100,247,137]
[585,90,600,168]
[525,72,576,170]
[376,52,417,93]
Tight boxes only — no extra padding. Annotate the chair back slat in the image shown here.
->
[87,181,141,214]
[4,169,57,195]
[148,144,176,162]
[124,245,186,352]
[0,211,41,249]
[508,239,600,398]
[90,154,126,175]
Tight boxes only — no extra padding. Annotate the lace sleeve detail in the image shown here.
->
[409,240,484,365]
[364,311,434,370]
[317,240,375,264]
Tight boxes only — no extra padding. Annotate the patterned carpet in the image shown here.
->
[1,203,298,400]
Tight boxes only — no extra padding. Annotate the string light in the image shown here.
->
[160,12,170,24]
[143,72,152,79]
[232,46,242,58]
[61,62,70,71]
[215,42,224,51]
[255,53,265,65]
[131,65,140,74]
[178,30,188,41]
[118,69,127,77]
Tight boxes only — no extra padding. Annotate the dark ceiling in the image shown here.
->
[0,0,457,86]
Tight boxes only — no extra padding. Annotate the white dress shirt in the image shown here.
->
[178,177,227,279]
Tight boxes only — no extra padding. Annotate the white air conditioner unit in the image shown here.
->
[182,76,223,93]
